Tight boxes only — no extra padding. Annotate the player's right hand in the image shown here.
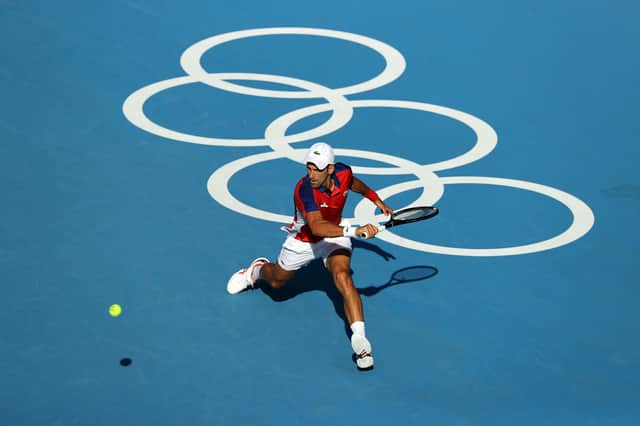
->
[357,224,379,239]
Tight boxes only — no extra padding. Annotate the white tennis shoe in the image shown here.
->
[351,334,374,369]
[226,257,269,295]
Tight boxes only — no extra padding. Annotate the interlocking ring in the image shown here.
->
[122,27,595,256]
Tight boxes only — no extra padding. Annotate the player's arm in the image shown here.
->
[350,176,393,216]
[306,210,378,240]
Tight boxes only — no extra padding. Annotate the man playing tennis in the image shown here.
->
[226,142,393,369]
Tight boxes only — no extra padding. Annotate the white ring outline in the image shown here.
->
[207,149,444,225]
[359,176,595,256]
[121,27,597,257]
[122,73,353,147]
[208,154,596,256]
[180,27,406,99]
[264,99,498,173]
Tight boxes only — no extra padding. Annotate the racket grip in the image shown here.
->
[359,225,385,239]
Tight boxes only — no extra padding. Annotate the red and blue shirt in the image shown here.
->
[286,162,353,243]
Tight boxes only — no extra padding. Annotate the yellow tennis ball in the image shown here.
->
[109,304,122,317]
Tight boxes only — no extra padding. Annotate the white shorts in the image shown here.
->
[277,235,352,271]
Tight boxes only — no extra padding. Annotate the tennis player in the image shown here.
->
[226,142,393,369]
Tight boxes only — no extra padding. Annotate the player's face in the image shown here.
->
[306,163,331,189]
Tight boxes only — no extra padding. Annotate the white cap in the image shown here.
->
[304,142,334,170]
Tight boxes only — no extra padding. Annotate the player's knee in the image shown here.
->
[269,278,288,289]
[332,269,353,291]
[261,263,294,289]
[269,271,293,289]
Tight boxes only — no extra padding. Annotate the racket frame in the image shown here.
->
[359,206,438,238]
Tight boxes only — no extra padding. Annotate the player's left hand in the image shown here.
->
[375,200,393,216]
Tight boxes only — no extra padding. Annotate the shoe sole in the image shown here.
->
[351,334,374,369]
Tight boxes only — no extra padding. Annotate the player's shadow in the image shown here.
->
[257,241,438,336]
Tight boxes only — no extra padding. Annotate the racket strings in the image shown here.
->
[393,207,435,221]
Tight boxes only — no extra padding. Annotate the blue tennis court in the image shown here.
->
[2,1,639,425]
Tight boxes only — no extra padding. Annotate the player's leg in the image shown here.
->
[325,245,374,369]
[257,262,296,289]
[325,250,362,325]
[227,235,315,294]
[259,234,317,288]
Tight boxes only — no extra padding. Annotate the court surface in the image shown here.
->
[2,1,639,425]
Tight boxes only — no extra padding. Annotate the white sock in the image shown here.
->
[350,321,365,337]
[251,264,263,282]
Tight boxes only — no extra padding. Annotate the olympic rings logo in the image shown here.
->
[122,27,595,257]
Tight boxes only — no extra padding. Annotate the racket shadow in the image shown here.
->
[358,265,439,297]
[258,259,438,337]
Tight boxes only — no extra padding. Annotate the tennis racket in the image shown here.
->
[359,206,439,238]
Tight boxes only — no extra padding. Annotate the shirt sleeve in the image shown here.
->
[295,178,318,216]
[334,162,353,189]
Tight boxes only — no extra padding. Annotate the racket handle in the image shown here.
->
[359,225,385,239]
